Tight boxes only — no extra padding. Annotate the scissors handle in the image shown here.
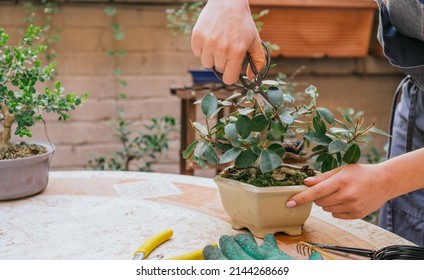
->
[133,229,173,259]
[211,41,271,88]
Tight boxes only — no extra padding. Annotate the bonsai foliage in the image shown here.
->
[183,77,389,174]
[0,25,87,148]
[88,116,177,172]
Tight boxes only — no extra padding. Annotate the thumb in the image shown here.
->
[246,38,266,79]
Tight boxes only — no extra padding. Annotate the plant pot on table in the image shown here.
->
[214,164,313,239]
[0,141,55,201]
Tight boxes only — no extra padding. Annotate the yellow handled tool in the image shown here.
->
[167,243,218,260]
[132,229,173,260]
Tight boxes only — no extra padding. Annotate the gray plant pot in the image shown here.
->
[0,141,55,201]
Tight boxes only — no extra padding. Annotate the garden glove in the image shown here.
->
[203,233,323,260]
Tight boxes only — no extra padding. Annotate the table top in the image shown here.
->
[0,171,414,260]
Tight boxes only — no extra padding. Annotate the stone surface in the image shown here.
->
[0,171,414,260]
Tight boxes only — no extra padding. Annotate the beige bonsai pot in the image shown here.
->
[0,141,55,201]
[214,165,313,238]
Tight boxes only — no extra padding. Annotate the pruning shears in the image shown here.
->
[211,41,271,94]
[132,229,217,260]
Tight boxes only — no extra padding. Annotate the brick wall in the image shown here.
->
[0,3,404,176]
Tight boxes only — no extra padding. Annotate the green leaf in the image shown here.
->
[279,109,294,125]
[204,145,219,166]
[193,141,207,158]
[342,112,354,125]
[246,89,255,101]
[268,143,285,157]
[251,114,270,132]
[369,127,391,137]
[313,116,326,135]
[104,6,117,16]
[201,93,218,118]
[317,107,335,125]
[220,147,242,164]
[321,156,339,172]
[304,131,332,146]
[226,92,242,100]
[270,120,286,139]
[266,87,284,108]
[316,153,331,163]
[259,150,282,173]
[328,139,347,154]
[235,150,259,168]
[237,107,255,115]
[224,123,238,139]
[194,156,208,169]
[329,127,351,135]
[183,139,198,159]
[192,122,208,136]
[305,85,318,98]
[251,145,262,155]
[235,115,252,139]
[342,143,361,164]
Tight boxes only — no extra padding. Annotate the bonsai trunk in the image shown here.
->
[0,104,13,148]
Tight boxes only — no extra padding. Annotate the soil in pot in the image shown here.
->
[0,142,47,160]
[220,165,316,187]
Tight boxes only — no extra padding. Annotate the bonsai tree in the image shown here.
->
[0,25,86,156]
[183,76,388,187]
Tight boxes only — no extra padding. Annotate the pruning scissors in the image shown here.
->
[211,41,271,94]
[132,228,217,260]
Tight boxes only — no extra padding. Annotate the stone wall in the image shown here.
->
[0,2,404,176]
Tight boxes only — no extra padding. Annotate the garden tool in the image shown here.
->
[211,42,276,116]
[132,228,217,260]
[203,233,322,260]
[306,242,424,260]
[132,228,173,260]
[212,41,271,93]
[296,241,336,260]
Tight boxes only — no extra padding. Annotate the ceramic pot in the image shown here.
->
[214,168,313,238]
[0,142,55,200]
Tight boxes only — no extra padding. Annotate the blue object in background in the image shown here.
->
[188,69,222,84]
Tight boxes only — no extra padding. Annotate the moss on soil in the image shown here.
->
[220,165,316,187]
[0,142,47,160]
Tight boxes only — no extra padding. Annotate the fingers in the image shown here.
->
[303,166,343,186]
[246,38,266,79]
[286,176,340,208]
[219,235,254,260]
[260,233,294,260]
[203,245,228,260]
[234,233,268,260]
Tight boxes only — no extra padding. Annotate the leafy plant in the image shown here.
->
[22,0,61,62]
[183,76,389,178]
[88,116,177,172]
[0,25,87,148]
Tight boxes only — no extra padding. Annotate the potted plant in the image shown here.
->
[183,75,387,238]
[0,25,87,200]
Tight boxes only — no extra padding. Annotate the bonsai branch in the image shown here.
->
[282,148,327,162]
[0,103,15,148]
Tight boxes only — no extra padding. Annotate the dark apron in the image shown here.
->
[376,0,424,247]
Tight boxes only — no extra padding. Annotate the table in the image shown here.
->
[170,84,241,175]
[0,171,414,260]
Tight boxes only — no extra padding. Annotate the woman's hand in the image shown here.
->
[286,164,394,219]
[191,0,265,84]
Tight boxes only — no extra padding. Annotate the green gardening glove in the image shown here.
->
[203,233,322,260]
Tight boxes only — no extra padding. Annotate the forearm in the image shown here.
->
[378,147,424,199]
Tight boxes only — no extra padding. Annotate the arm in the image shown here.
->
[286,148,424,219]
[191,0,265,84]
